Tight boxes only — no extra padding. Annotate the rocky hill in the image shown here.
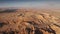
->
[0,9,60,34]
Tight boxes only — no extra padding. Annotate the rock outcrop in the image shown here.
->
[0,9,60,34]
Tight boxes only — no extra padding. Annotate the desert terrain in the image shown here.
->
[0,8,60,34]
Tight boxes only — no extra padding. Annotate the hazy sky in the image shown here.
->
[0,0,60,8]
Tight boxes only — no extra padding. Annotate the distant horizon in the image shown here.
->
[0,0,60,8]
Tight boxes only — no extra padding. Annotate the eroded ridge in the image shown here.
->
[0,9,60,34]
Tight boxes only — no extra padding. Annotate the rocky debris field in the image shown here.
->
[0,9,60,34]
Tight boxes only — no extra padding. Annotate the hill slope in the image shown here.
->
[0,9,60,34]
